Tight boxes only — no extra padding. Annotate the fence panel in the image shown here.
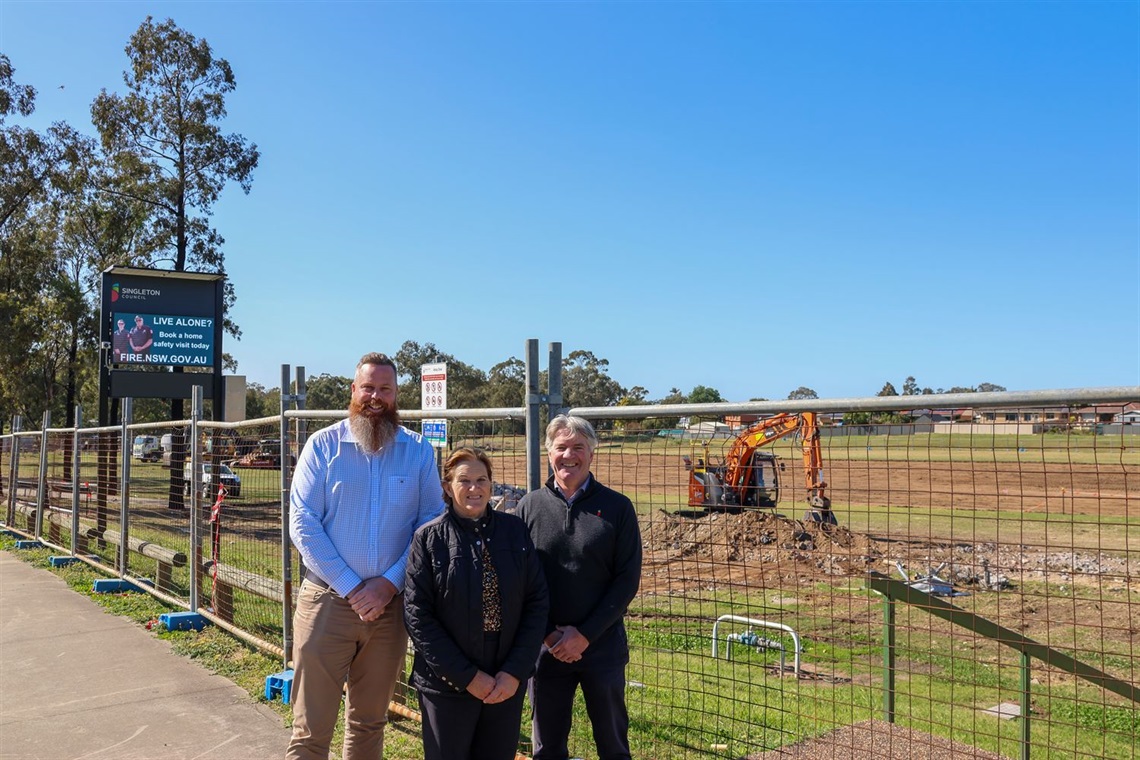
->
[3,391,1136,759]
[6,431,42,534]
[200,417,293,649]
[572,403,1138,760]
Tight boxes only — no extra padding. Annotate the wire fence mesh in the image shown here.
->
[2,395,1137,759]
[577,404,1138,760]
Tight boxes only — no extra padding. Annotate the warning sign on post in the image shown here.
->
[421,362,447,412]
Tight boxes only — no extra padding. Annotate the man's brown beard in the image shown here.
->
[348,398,400,454]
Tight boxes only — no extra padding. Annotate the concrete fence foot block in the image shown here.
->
[15,540,43,549]
[158,612,210,632]
[92,579,140,594]
[265,670,295,704]
[49,556,82,567]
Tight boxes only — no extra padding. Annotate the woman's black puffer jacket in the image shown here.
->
[404,507,548,694]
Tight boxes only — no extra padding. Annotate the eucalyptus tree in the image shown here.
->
[485,357,526,409]
[304,373,352,412]
[0,53,44,233]
[0,55,74,425]
[394,341,489,411]
[91,16,257,506]
[561,349,625,409]
[91,16,259,339]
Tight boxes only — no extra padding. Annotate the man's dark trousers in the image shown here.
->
[528,625,631,760]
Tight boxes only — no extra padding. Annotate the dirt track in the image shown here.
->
[590,452,1133,517]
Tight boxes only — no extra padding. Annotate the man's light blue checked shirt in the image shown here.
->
[289,420,445,596]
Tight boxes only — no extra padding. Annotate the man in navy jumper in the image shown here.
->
[516,414,642,760]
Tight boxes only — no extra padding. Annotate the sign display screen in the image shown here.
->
[103,269,222,370]
[111,312,215,366]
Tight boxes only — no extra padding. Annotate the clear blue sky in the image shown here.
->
[4,1,1138,402]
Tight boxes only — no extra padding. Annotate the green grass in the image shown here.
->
[616,596,1139,759]
[4,531,1136,759]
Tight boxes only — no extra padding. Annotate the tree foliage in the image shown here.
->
[91,16,258,338]
[561,350,625,408]
[787,386,818,400]
[244,382,278,419]
[485,358,526,409]
[394,340,490,411]
[687,385,724,404]
[305,373,352,411]
[618,386,649,406]
[0,57,103,425]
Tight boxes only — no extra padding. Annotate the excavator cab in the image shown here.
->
[683,412,836,524]
[687,448,782,512]
[738,450,780,508]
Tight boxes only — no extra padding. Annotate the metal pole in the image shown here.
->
[6,415,21,527]
[544,341,563,484]
[280,364,294,668]
[71,406,82,555]
[883,594,896,723]
[36,411,50,540]
[189,386,203,611]
[119,399,132,577]
[295,365,308,452]
[525,340,541,492]
[547,341,563,418]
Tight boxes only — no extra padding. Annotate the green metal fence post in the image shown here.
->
[883,592,896,723]
[1021,649,1031,760]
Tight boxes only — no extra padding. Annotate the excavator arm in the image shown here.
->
[724,412,832,517]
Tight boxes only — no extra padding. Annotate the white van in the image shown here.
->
[132,435,161,462]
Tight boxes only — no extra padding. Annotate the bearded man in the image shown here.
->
[286,352,444,760]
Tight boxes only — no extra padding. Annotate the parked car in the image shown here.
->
[132,435,161,462]
[183,462,242,498]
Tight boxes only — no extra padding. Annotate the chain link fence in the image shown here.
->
[2,387,1136,759]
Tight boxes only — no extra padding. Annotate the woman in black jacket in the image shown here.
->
[405,447,548,760]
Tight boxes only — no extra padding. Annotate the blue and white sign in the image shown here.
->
[423,419,448,449]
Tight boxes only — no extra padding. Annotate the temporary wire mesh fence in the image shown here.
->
[2,395,1137,759]
[578,404,1138,760]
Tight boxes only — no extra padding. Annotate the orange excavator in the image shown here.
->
[682,412,836,524]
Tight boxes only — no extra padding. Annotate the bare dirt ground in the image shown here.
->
[747,720,1011,760]
[592,452,1134,517]
[591,451,1138,599]
[639,509,1139,592]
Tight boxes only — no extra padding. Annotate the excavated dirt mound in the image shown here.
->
[643,510,878,567]
[640,510,1139,593]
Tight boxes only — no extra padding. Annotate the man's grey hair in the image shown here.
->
[545,414,598,452]
[356,352,398,376]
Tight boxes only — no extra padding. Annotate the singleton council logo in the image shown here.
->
[111,283,120,302]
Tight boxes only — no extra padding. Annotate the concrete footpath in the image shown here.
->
[0,550,292,759]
